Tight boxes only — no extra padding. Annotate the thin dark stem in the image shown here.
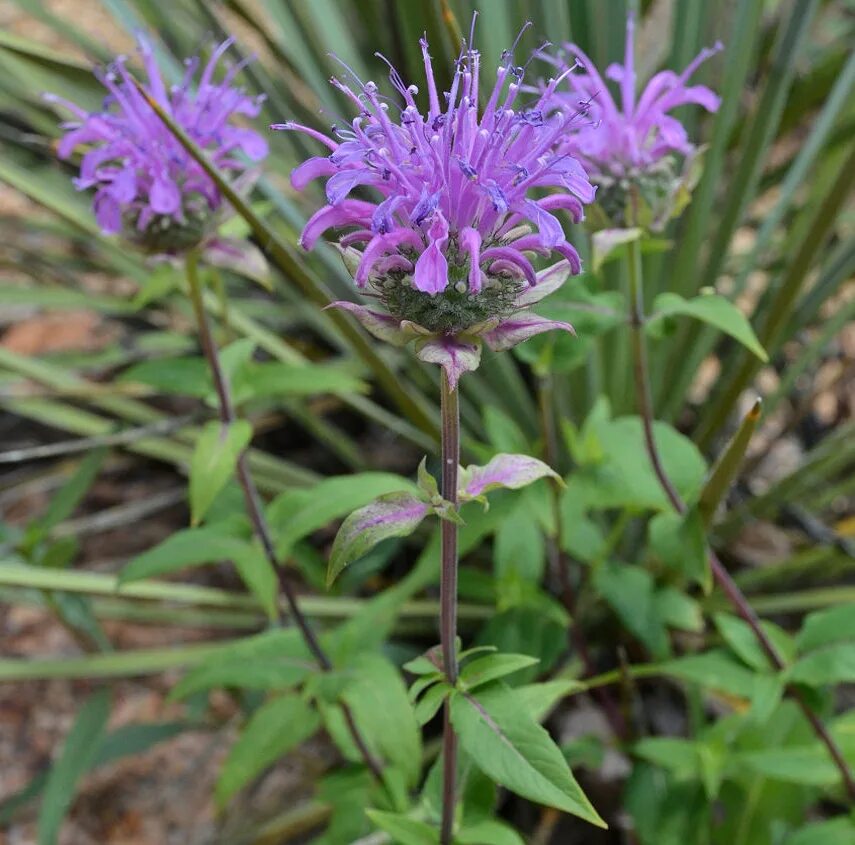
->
[185,251,383,783]
[625,238,855,804]
[439,368,460,845]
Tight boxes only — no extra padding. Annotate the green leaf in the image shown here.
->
[648,508,710,592]
[698,399,762,527]
[456,819,526,845]
[648,292,768,362]
[569,415,707,512]
[633,737,700,777]
[189,420,253,526]
[338,654,422,787]
[594,563,670,659]
[654,588,704,634]
[327,492,430,586]
[483,406,528,454]
[458,653,540,692]
[663,650,756,698]
[233,360,366,402]
[216,694,320,806]
[118,357,209,396]
[170,652,314,700]
[414,682,452,726]
[268,472,418,560]
[38,689,110,845]
[27,448,107,546]
[787,643,855,687]
[797,605,855,652]
[786,818,855,845]
[450,683,605,827]
[131,262,180,308]
[738,745,843,787]
[713,612,794,671]
[365,811,439,845]
[514,680,585,723]
[494,507,546,588]
[121,529,277,619]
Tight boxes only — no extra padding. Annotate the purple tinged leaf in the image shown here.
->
[514,261,573,307]
[459,453,562,500]
[326,301,414,347]
[327,492,431,585]
[483,313,575,352]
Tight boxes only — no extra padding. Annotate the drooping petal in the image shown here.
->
[413,213,449,294]
[480,246,537,286]
[299,200,375,249]
[355,228,424,286]
[291,156,337,191]
[414,334,482,389]
[149,176,181,215]
[93,189,122,233]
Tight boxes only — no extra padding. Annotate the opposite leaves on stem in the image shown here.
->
[327,454,562,584]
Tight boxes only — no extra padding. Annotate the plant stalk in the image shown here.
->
[625,238,855,804]
[185,251,383,782]
[439,368,460,845]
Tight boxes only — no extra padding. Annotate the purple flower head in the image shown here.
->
[46,34,268,254]
[547,15,722,176]
[543,15,721,228]
[276,21,595,387]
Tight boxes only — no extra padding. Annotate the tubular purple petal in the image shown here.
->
[47,35,268,252]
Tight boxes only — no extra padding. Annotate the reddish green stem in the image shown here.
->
[439,368,460,845]
[625,238,855,804]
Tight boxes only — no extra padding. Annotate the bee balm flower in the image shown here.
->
[46,34,268,254]
[276,27,595,387]
[544,15,722,228]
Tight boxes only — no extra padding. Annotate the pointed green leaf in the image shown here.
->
[365,811,438,845]
[456,820,525,845]
[450,684,605,827]
[648,292,768,361]
[38,689,110,845]
[189,420,252,525]
[414,682,452,726]
[216,694,320,806]
[458,653,540,692]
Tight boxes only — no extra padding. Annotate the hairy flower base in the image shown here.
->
[375,274,524,335]
[589,156,687,231]
[123,204,211,254]
[333,261,576,389]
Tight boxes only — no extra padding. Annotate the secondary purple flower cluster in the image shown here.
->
[47,35,267,252]
[545,16,722,179]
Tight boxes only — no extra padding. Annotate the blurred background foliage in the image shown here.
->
[0,0,854,843]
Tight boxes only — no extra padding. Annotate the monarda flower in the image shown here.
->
[544,15,722,229]
[46,34,268,257]
[275,28,595,387]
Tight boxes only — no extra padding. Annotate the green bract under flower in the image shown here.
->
[373,252,525,335]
